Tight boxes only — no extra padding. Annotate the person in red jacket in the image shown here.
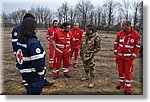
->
[46,20,61,69]
[52,22,76,79]
[70,23,84,68]
[114,20,141,95]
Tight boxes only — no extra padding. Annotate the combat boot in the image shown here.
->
[88,83,95,88]
[88,77,95,88]
[81,73,90,81]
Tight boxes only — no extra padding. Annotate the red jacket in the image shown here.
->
[114,28,141,59]
[54,30,73,53]
[46,26,61,42]
[70,28,84,48]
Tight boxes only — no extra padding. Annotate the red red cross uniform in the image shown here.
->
[70,28,83,67]
[46,26,61,69]
[53,30,73,77]
[114,28,141,93]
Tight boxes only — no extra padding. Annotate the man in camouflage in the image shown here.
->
[80,25,100,88]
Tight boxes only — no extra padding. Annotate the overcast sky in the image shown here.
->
[0,0,126,14]
[1,0,102,14]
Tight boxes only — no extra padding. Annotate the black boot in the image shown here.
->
[53,76,59,80]
[116,85,124,90]
[64,74,72,78]
[125,91,132,95]
[43,79,54,87]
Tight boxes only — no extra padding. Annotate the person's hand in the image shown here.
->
[49,41,52,44]
[131,56,136,60]
[73,38,79,42]
[75,39,79,42]
[131,53,136,60]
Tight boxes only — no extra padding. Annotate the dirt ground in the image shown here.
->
[1,28,143,95]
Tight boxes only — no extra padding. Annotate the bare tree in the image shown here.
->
[9,9,27,25]
[17,9,27,23]
[76,0,94,29]
[103,0,116,31]
[138,1,143,31]
[131,0,140,29]
[96,6,103,29]
[1,12,8,27]
[57,2,69,23]
[116,2,124,25]
[68,6,78,26]
[2,0,142,31]
[94,12,97,27]
[89,11,94,25]
[122,0,131,20]
[57,11,63,24]
[30,6,54,28]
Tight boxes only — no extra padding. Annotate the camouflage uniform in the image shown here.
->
[80,32,100,85]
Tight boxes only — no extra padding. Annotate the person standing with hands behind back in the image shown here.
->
[16,18,53,95]
[46,20,61,69]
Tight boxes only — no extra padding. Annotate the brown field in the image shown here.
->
[1,28,143,95]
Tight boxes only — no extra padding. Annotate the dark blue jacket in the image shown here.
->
[11,24,21,55]
[16,36,46,77]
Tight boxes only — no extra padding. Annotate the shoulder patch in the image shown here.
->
[130,39,134,43]
[36,48,41,53]
[14,32,18,36]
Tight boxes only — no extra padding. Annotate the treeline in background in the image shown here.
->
[1,0,143,32]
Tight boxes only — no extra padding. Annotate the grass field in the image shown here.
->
[1,28,143,95]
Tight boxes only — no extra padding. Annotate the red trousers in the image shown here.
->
[53,50,70,76]
[49,44,55,69]
[70,47,80,67]
[116,55,134,93]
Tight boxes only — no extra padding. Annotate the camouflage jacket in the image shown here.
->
[80,32,100,61]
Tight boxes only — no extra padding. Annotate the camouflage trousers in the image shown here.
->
[83,57,95,79]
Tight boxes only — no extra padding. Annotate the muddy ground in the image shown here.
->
[1,28,143,95]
